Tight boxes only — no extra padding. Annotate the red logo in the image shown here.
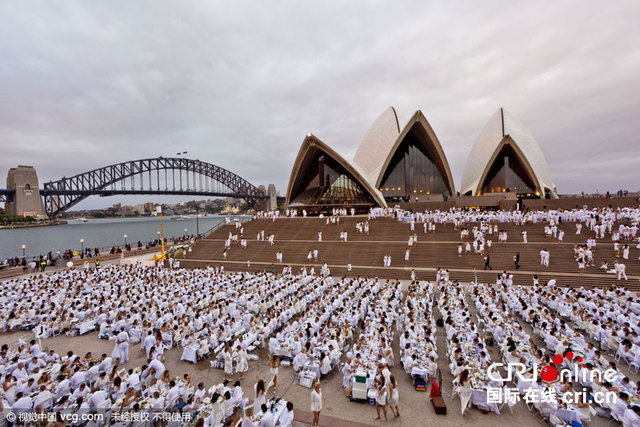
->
[542,353,583,382]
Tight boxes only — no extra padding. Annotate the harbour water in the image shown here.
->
[0,215,236,260]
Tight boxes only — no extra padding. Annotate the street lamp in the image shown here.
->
[184,228,187,234]
[124,234,128,247]
[80,239,84,253]
[21,244,26,257]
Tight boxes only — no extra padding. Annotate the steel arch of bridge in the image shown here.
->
[41,157,266,217]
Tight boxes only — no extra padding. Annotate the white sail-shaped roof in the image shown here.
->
[353,107,401,185]
[285,134,387,209]
[460,108,557,198]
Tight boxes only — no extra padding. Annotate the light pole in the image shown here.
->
[124,234,128,248]
[184,228,187,237]
[21,244,26,258]
[80,239,84,253]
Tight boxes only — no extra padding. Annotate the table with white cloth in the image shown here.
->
[273,348,292,358]
[555,407,581,424]
[180,346,198,363]
[271,400,287,424]
[410,367,430,381]
[78,320,97,335]
[304,361,321,378]
[470,389,500,413]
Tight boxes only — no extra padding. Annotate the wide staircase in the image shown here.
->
[182,216,640,291]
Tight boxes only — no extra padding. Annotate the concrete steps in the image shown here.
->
[183,217,640,291]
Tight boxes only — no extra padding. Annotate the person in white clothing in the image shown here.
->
[223,345,234,380]
[388,375,400,418]
[112,329,130,363]
[276,401,294,427]
[615,261,628,280]
[236,345,248,379]
[310,382,322,427]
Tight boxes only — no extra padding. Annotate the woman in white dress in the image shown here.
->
[457,369,473,415]
[310,382,322,427]
[374,377,388,421]
[223,346,234,380]
[388,375,399,417]
[236,345,248,379]
[268,355,280,394]
[254,378,266,411]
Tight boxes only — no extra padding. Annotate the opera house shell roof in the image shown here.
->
[460,108,558,199]
[285,106,558,211]
[285,134,387,210]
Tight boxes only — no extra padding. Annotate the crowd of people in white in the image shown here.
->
[2,204,640,425]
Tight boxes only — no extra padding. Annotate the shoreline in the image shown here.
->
[0,221,67,230]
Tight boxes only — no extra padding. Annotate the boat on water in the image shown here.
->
[76,218,89,222]
[171,216,190,221]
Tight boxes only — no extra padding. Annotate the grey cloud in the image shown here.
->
[0,0,639,209]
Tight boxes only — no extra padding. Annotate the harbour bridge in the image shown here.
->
[1,157,280,217]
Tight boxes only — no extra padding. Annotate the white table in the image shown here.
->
[181,346,198,363]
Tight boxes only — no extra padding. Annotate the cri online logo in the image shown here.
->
[487,351,616,384]
[540,351,583,382]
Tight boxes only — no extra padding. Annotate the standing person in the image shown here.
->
[616,261,628,280]
[310,382,322,427]
[404,248,410,262]
[388,375,400,418]
[623,244,630,260]
[374,377,388,421]
[113,328,130,363]
[268,355,280,394]
[457,244,463,257]
[223,345,234,380]
[483,254,492,270]
[236,345,248,379]
[514,252,520,270]
[458,369,473,415]
[254,379,266,411]
[521,230,527,243]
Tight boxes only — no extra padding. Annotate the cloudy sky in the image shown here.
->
[1,1,639,209]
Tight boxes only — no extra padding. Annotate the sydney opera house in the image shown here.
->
[285,107,558,213]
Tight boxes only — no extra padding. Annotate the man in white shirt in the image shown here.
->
[70,366,87,388]
[89,390,108,410]
[259,403,274,427]
[143,331,156,357]
[277,401,294,426]
[165,381,181,407]
[33,385,54,410]
[13,392,33,416]
[623,406,640,426]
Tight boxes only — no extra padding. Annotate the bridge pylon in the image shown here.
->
[5,166,45,218]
